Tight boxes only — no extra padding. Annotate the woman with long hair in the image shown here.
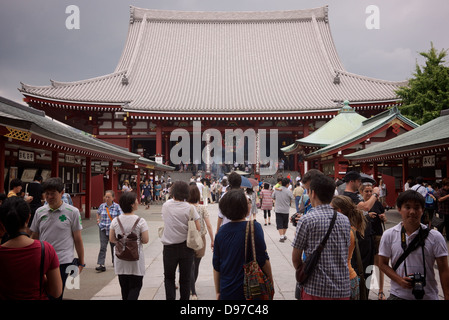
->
[359,182,387,300]
[331,195,366,300]
[187,184,214,299]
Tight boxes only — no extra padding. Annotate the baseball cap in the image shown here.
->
[344,171,361,182]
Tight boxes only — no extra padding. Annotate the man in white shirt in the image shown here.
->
[411,176,428,198]
[196,178,204,200]
[378,190,449,300]
[404,176,413,191]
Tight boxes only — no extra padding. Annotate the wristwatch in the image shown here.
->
[373,192,379,198]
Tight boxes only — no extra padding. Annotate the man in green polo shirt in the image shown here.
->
[31,177,85,299]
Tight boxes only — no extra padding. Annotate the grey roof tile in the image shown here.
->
[20,6,406,114]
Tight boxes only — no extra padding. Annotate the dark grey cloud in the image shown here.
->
[1,0,448,103]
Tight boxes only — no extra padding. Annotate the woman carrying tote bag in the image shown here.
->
[160,181,201,300]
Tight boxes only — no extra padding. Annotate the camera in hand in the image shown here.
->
[409,273,426,300]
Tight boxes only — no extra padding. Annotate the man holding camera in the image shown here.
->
[378,190,449,300]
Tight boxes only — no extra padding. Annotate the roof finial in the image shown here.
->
[333,72,341,85]
[339,100,354,113]
[130,6,135,24]
[121,75,129,85]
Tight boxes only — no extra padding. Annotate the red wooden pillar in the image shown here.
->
[402,157,408,191]
[294,153,298,172]
[446,149,449,177]
[51,151,59,177]
[110,164,117,194]
[303,122,309,174]
[136,164,141,203]
[164,134,170,163]
[334,156,339,180]
[85,157,92,219]
[0,139,5,193]
[373,162,378,183]
[107,161,114,191]
[156,126,162,156]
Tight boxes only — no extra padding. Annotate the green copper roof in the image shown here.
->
[296,101,367,148]
[306,106,418,159]
[345,112,449,160]
[280,142,300,153]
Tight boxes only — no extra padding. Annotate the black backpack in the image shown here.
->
[115,216,141,261]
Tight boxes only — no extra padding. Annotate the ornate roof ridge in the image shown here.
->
[20,71,128,93]
[337,70,409,86]
[129,5,329,24]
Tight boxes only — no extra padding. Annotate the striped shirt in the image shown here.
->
[260,189,273,210]
[292,204,351,298]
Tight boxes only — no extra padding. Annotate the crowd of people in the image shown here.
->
[0,170,448,301]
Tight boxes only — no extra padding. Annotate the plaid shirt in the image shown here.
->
[292,204,351,298]
[98,202,123,235]
[436,188,449,215]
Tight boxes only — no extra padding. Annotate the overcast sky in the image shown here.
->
[1,0,448,104]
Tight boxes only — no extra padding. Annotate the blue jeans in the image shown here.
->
[295,196,302,213]
[163,241,194,300]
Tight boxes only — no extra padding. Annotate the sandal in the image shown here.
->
[378,291,386,300]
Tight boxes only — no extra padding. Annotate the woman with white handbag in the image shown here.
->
[160,181,201,300]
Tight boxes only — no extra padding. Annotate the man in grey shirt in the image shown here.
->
[31,177,84,299]
[272,178,294,242]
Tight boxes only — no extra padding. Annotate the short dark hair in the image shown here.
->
[170,181,190,201]
[227,172,242,189]
[264,183,269,190]
[442,178,449,187]
[396,190,425,210]
[310,174,335,204]
[119,191,138,213]
[33,175,43,182]
[9,178,22,190]
[302,169,323,185]
[344,171,361,183]
[42,177,64,193]
[0,197,30,238]
[219,189,248,221]
[281,178,290,187]
[187,184,201,204]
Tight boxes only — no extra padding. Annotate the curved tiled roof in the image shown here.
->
[0,96,174,171]
[345,113,449,161]
[20,6,407,114]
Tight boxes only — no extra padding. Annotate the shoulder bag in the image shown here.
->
[186,205,204,251]
[352,229,368,300]
[243,220,274,300]
[296,210,338,285]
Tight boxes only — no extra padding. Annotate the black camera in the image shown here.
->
[290,213,300,227]
[409,273,426,300]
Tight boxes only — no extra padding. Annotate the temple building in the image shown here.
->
[282,100,418,205]
[345,109,449,205]
[19,5,407,177]
[0,96,173,218]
